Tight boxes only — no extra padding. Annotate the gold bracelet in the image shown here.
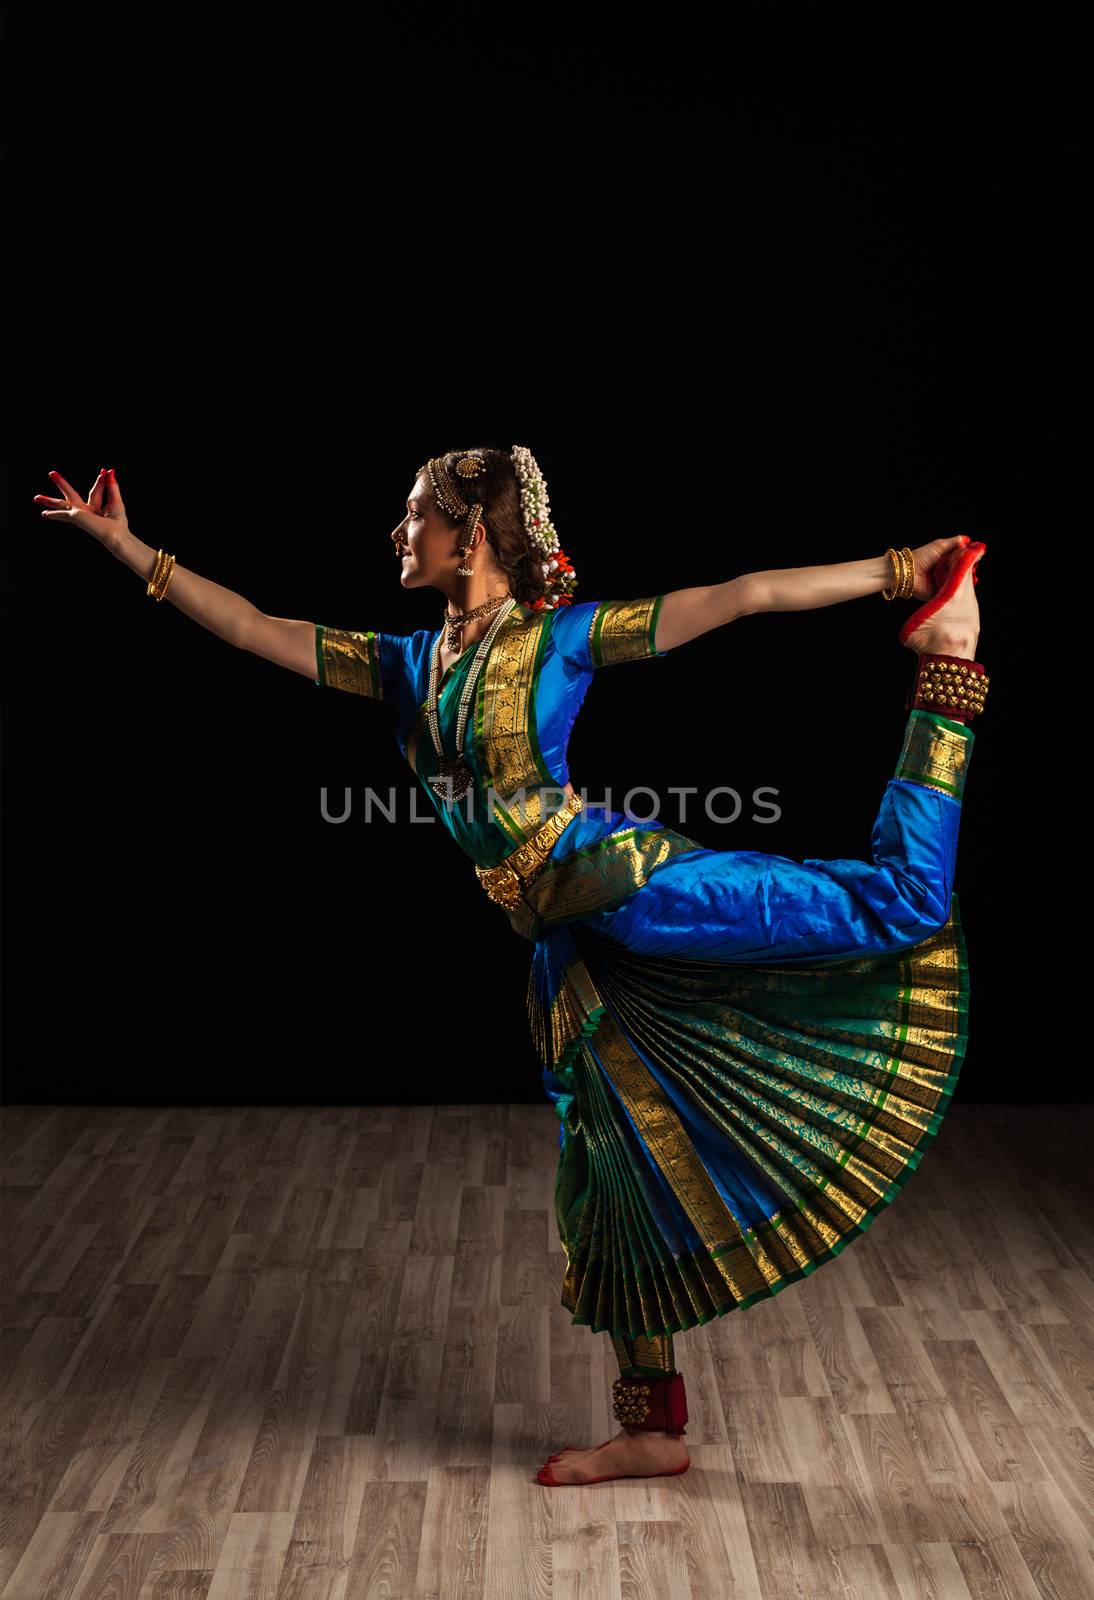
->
[882,546,915,601]
[155,559,177,602]
[147,550,167,591]
[147,550,171,599]
[147,550,176,602]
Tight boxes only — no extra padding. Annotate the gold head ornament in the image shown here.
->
[420,448,578,610]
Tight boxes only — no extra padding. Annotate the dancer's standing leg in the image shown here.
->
[611,1332,688,1439]
[537,1331,690,1484]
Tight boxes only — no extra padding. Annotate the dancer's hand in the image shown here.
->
[907,535,976,599]
[901,541,985,656]
[33,468,130,549]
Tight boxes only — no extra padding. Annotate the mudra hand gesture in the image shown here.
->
[901,533,985,656]
[907,534,979,600]
[33,468,129,548]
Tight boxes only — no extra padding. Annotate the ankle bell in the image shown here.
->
[611,1371,688,1435]
[906,652,989,723]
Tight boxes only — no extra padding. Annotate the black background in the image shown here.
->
[4,6,1075,1103]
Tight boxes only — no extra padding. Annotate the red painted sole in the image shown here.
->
[898,541,986,646]
[537,1458,691,1486]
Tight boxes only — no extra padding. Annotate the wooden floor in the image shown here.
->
[1,1102,1092,1600]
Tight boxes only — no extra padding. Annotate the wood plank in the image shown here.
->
[0,1104,1089,1600]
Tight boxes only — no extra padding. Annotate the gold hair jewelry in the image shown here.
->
[882,547,916,601]
[424,453,486,577]
[417,447,578,609]
[425,454,484,550]
[147,549,176,601]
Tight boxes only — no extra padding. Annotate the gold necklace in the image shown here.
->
[441,592,512,652]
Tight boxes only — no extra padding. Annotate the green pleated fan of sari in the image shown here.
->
[542,896,969,1339]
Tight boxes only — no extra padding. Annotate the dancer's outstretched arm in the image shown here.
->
[34,467,315,676]
[654,535,970,652]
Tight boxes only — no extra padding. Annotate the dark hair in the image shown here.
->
[416,447,546,608]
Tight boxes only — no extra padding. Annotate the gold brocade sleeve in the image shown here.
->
[587,596,666,666]
[314,624,383,698]
[894,709,973,801]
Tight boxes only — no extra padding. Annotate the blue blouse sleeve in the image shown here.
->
[313,624,416,705]
[552,596,668,671]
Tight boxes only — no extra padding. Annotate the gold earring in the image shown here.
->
[456,545,474,576]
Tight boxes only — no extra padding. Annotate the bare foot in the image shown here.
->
[539,1427,689,1484]
[902,541,985,657]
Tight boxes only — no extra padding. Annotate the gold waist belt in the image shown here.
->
[474,791,585,911]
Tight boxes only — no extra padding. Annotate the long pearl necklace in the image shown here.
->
[426,596,517,803]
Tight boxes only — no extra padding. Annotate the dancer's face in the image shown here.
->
[390,475,453,590]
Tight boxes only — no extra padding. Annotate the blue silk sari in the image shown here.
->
[316,596,973,1339]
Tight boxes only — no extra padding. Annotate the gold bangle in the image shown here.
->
[147,549,168,594]
[902,548,916,598]
[882,546,915,601]
[147,550,176,601]
[154,559,176,602]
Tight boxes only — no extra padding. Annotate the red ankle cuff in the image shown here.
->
[906,652,988,723]
[612,1371,688,1435]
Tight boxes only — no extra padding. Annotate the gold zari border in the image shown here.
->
[588,597,661,666]
[545,954,605,1072]
[611,1331,676,1375]
[479,609,554,839]
[319,626,383,699]
[895,710,973,799]
[523,827,701,926]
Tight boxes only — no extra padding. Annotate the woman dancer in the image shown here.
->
[35,448,987,1488]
